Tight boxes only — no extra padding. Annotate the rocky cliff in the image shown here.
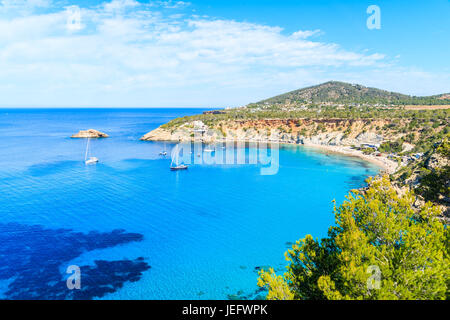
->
[141,119,393,148]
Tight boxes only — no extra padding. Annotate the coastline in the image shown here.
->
[147,135,398,174]
[141,122,399,175]
[300,143,398,174]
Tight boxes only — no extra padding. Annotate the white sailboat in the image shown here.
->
[170,144,188,171]
[84,138,99,165]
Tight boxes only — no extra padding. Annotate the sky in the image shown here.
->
[0,0,449,108]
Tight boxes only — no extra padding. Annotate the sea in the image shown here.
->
[0,108,379,300]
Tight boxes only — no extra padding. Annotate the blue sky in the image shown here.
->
[0,0,449,107]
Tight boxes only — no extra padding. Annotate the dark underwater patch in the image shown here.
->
[285,241,294,248]
[227,287,267,300]
[345,175,370,189]
[0,223,150,300]
[24,160,83,177]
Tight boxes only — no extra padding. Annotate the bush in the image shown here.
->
[416,134,450,202]
[379,141,403,153]
[417,167,450,202]
[362,148,375,155]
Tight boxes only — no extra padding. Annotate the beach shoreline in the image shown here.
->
[299,143,398,174]
[148,136,399,174]
[227,139,398,174]
[141,122,400,174]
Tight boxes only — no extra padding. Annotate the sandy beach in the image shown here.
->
[230,138,399,174]
[302,143,398,174]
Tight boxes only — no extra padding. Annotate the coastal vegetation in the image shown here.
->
[161,106,449,129]
[394,134,450,205]
[258,176,450,300]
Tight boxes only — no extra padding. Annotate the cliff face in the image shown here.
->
[141,119,397,148]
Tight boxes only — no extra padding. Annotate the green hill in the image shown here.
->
[257,81,450,106]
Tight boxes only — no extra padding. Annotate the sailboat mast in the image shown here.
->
[85,138,90,161]
[171,144,179,167]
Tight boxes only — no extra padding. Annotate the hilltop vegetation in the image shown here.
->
[163,105,449,128]
[160,82,450,129]
[255,81,450,106]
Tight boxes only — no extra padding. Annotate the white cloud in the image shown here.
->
[0,0,51,16]
[149,1,191,9]
[0,0,446,107]
[103,0,139,13]
[291,29,321,39]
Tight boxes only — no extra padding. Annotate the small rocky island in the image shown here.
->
[71,129,109,138]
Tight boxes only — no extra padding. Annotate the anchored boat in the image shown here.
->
[84,138,99,165]
[170,144,188,171]
[159,142,168,156]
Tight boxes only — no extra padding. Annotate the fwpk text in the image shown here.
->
[225,304,268,317]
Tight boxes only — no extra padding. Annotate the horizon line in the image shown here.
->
[0,106,218,109]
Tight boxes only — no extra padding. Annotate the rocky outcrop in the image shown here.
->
[71,129,109,138]
[355,132,384,145]
[425,152,449,171]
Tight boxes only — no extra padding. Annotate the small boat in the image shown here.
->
[170,164,188,171]
[159,143,168,156]
[85,157,99,165]
[204,146,215,152]
[84,138,99,165]
[170,144,188,171]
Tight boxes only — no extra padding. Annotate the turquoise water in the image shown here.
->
[0,109,379,300]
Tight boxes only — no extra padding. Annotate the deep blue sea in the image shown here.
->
[0,108,379,300]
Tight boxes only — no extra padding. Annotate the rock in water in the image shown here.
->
[71,129,109,138]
